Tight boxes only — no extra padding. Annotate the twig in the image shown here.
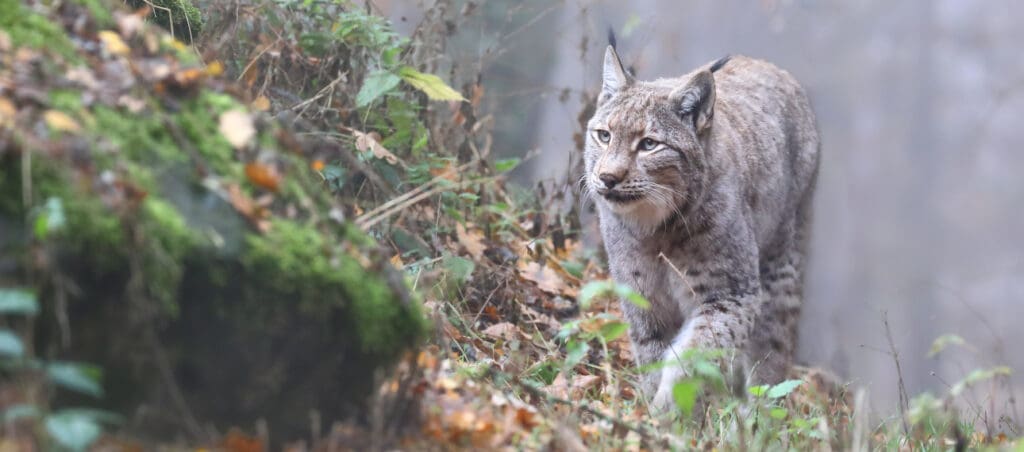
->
[882,311,911,437]
[506,372,673,449]
[659,252,696,298]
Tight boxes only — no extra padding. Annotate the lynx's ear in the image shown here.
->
[670,70,716,135]
[600,45,631,103]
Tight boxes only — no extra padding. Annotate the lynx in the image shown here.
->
[584,46,820,411]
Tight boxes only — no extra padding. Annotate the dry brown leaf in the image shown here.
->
[390,254,405,269]
[517,261,578,298]
[547,372,569,399]
[250,95,271,111]
[481,322,523,341]
[244,162,280,191]
[456,222,486,259]
[219,109,255,149]
[43,110,81,133]
[116,12,145,38]
[97,30,130,56]
[0,97,15,126]
[570,374,602,398]
[352,129,405,167]
[226,183,270,232]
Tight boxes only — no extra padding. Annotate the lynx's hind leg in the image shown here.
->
[749,203,812,384]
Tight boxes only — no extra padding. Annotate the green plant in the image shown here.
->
[1,289,119,451]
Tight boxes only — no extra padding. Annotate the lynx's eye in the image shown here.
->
[595,129,611,144]
[639,138,660,151]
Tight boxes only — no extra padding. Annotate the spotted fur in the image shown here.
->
[584,46,820,412]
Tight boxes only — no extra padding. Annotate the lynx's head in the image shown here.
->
[584,46,724,231]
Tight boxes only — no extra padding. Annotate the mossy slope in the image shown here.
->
[0,0,425,440]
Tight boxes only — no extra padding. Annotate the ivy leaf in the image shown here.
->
[2,404,40,422]
[598,321,628,342]
[398,66,466,102]
[769,407,789,420]
[494,157,520,173]
[0,289,39,316]
[577,281,613,309]
[0,330,24,357]
[672,378,702,416]
[563,340,589,369]
[47,362,103,398]
[442,255,475,286]
[34,197,66,240]
[45,410,103,451]
[748,384,769,397]
[356,70,401,107]
[767,379,804,399]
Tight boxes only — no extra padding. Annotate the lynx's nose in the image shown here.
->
[599,173,622,189]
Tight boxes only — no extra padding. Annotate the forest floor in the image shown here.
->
[1,1,1021,451]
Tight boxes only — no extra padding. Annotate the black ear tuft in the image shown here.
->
[608,27,617,50]
[709,55,732,73]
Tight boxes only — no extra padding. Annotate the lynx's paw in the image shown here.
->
[650,365,686,414]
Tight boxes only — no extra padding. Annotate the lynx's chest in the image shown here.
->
[602,226,699,330]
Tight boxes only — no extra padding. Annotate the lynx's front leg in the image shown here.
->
[651,259,761,413]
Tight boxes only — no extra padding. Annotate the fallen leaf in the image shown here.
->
[226,183,270,232]
[456,223,486,259]
[43,110,81,133]
[222,429,263,452]
[481,322,523,341]
[116,12,145,38]
[97,30,130,56]
[390,253,405,269]
[571,374,602,398]
[244,162,280,191]
[351,129,405,167]
[205,60,225,76]
[172,67,205,88]
[219,109,256,149]
[0,97,15,126]
[250,95,271,111]
[517,261,577,298]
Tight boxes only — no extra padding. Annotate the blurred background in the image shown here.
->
[379,0,1024,423]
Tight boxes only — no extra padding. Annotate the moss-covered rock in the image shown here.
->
[0,0,425,442]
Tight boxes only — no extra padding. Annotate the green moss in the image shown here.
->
[49,89,83,112]
[92,106,185,164]
[125,0,203,42]
[242,220,426,354]
[0,0,78,61]
[138,197,196,315]
[175,92,242,180]
[71,0,114,27]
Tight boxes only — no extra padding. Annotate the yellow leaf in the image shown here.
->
[43,110,81,133]
[250,95,270,111]
[205,60,225,76]
[0,97,15,126]
[398,66,466,102]
[218,109,255,149]
[97,30,130,57]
